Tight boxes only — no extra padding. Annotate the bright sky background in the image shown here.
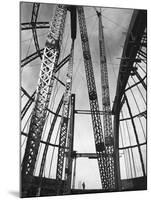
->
[21,2,146,190]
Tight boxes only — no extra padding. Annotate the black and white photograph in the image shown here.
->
[20,1,147,198]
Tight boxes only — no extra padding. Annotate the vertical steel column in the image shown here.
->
[97,10,115,189]
[64,94,75,194]
[22,4,67,183]
[113,111,121,190]
[72,155,77,189]
[78,7,110,189]
[56,41,75,181]
[31,3,42,59]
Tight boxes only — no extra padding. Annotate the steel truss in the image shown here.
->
[56,41,75,181]
[22,5,67,184]
[31,3,42,59]
[78,7,112,190]
[97,10,115,189]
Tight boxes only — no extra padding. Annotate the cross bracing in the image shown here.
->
[21,3,147,197]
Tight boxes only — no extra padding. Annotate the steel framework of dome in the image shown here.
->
[20,2,147,197]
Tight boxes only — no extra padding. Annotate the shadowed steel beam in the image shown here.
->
[119,142,146,150]
[21,48,44,68]
[21,51,70,69]
[112,10,147,114]
[21,22,49,30]
[125,75,146,92]
[135,71,147,90]
[120,110,147,121]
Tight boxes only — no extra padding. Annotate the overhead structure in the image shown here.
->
[78,7,114,190]
[112,9,147,187]
[96,9,115,189]
[21,3,147,197]
[21,5,67,195]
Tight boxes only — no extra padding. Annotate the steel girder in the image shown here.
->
[112,10,147,114]
[56,42,74,181]
[112,10,147,188]
[21,21,49,30]
[97,10,115,189]
[78,7,111,190]
[22,5,67,183]
[31,3,42,59]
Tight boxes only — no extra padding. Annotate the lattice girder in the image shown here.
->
[22,5,67,179]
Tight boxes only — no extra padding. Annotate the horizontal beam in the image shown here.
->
[72,152,113,159]
[119,142,146,150]
[120,110,147,121]
[21,21,49,30]
[75,110,112,115]
[21,132,68,149]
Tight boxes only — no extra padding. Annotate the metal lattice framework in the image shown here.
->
[31,3,42,59]
[112,9,147,187]
[21,3,147,196]
[78,7,113,189]
[56,41,75,181]
[97,10,115,189]
[22,5,67,179]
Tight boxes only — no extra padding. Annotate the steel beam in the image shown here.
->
[31,3,42,59]
[112,10,147,114]
[78,7,111,190]
[22,5,67,183]
[21,22,49,30]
